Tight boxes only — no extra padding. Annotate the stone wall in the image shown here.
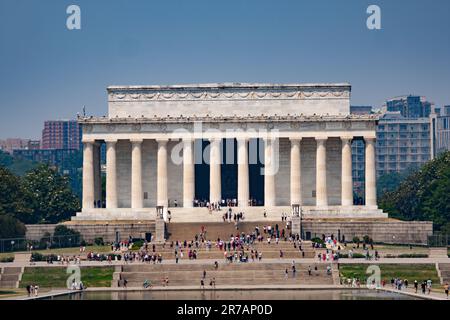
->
[26,219,432,245]
[302,220,433,245]
[25,223,155,243]
[108,84,351,119]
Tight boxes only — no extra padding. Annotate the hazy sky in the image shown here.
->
[1,0,449,139]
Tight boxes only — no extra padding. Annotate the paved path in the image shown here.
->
[1,257,449,268]
[379,286,449,301]
[9,285,449,301]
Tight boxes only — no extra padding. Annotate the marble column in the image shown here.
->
[106,139,118,209]
[341,137,354,206]
[290,138,302,206]
[93,142,101,206]
[183,138,195,208]
[157,139,168,208]
[131,139,143,209]
[365,137,377,207]
[82,141,95,210]
[264,138,276,207]
[315,138,328,207]
[209,138,222,204]
[237,138,249,207]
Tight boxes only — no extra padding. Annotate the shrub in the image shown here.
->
[0,214,26,238]
[352,236,360,244]
[397,253,429,258]
[311,237,324,245]
[131,240,144,250]
[0,256,14,263]
[31,252,60,262]
[94,237,104,246]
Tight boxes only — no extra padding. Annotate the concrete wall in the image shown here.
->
[303,220,433,245]
[26,223,155,243]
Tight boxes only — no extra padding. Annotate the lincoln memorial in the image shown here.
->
[73,82,388,222]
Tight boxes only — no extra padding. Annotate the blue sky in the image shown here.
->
[0,0,449,139]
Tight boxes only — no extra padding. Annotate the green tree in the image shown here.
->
[0,166,30,217]
[21,164,81,224]
[379,151,450,231]
[0,214,26,238]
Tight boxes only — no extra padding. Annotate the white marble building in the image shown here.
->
[74,83,387,221]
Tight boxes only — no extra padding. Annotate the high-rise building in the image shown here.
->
[436,105,450,153]
[0,138,33,154]
[376,111,434,177]
[41,120,82,150]
[12,149,80,173]
[386,95,433,118]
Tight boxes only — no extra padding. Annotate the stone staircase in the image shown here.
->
[143,241,316,260]
[0,267,23,289]
[166,222,291,242]
[437,263,450,285]
[113,262,335,288]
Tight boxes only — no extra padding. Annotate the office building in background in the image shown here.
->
[41,120,82,150]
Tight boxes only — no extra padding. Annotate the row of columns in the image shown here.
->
[82,137,377,210]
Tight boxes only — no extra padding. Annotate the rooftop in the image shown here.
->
[107,82,351,92]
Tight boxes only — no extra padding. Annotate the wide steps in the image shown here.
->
[122,279,333,287]
[0,274,20,281]
[121,263,329,272]
[0,280,19,288]
[1,267,22,274]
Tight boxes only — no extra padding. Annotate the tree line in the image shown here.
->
[379,151,450,233]
[0,164,80,238]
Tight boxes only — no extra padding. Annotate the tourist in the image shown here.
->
[308,266,312,276]
[414,280,418,293]
[426,279,432,294]
[285,268,289,279]
[200,279,205,289]
[26,284,31,297]
[34,284,39,296]
[143,279,152,289]
[444,282,449,299]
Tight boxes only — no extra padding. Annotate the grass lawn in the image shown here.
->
[0,245,111,260]
[339,264,441,288]
[19,266,114,289]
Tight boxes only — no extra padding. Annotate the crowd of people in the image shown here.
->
[193,198,259,208]
[25,284,39,297]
